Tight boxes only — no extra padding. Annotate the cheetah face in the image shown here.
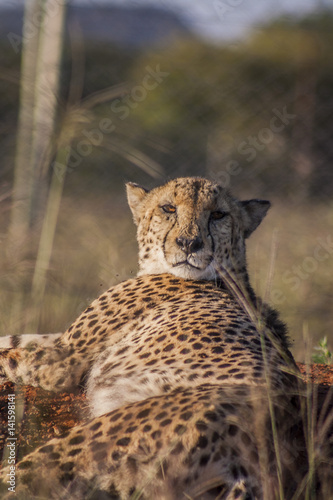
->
[127,177,270,281]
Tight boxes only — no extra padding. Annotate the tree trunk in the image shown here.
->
[8,0,67,255]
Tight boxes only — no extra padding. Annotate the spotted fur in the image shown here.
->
[0,177,305,499]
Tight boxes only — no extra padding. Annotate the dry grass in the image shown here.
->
[247,199,333,362]
[0,193,136,335]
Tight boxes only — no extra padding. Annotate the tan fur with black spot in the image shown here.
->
[0,178,307,499]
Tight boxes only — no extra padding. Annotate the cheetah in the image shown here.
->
[0,177,307,499]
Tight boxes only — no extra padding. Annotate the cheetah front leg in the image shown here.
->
[0,333,62,350]
[0,333,60,386]
[0,333,84,392]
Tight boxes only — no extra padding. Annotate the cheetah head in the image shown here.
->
[127,177,270,282]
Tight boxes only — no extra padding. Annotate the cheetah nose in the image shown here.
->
[176,236,204,254]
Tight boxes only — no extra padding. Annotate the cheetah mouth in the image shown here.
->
[172,255,213,271]
[173,260,202,270]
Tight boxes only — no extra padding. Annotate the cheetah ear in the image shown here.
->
[241,199,271,238]
[126,182,149,225]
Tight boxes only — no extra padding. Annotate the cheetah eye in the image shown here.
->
[161,204,176,214]
[210,211,228,220]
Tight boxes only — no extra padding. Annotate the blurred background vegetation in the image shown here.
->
[0,0,332,361]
